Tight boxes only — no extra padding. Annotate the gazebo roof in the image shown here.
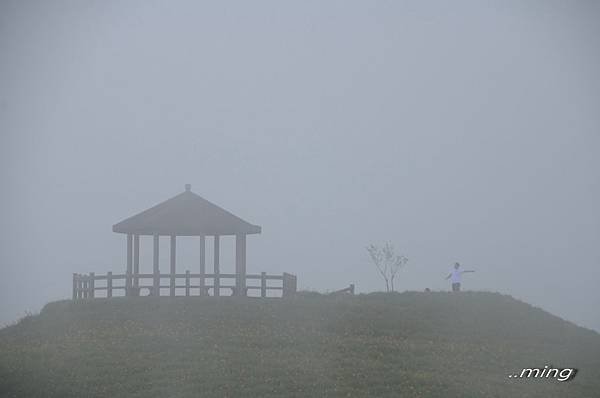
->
[112,185,261,236]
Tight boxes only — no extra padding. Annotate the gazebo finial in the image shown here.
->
[185,184,191,192]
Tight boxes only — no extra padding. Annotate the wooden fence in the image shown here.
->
[72,271,297,299]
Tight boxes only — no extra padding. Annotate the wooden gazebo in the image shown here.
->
[72,185,297,299]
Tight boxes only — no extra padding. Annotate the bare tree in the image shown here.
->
[366,242,408,292]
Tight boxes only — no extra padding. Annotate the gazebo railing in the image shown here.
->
[72,271,297,300]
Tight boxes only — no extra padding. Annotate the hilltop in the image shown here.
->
[1,292,599,397]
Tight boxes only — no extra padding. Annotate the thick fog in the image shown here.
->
[1,1,599,331]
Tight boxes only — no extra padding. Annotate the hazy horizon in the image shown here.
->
[1,1,599,332]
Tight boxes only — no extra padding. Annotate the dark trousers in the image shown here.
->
[452,283,461,292]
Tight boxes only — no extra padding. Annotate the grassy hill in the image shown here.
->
[1,292,599,398]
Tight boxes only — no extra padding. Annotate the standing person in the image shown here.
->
[445,262,475,292]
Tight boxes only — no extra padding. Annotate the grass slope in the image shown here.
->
[1,292,599,398]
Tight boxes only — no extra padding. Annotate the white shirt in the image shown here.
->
[451,269,462,284]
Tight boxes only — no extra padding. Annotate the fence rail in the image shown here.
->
[72,271,297,299]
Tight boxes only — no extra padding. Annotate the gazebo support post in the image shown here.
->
[126,233,133,296]
[199,235,206,295]
[214,235,220,297]
[235,234,247,296]
[133,235,140,289]
[170,235,176,297]
[153,234,159,296]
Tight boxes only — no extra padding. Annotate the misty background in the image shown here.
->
[1,1,599,331]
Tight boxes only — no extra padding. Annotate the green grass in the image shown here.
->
[1,292,599,397]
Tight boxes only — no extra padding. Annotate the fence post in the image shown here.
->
[213,236,220,297]
[153,233,160,297]
[133,234,140,288]
[82,278,88,299]
[72,273,77,300]
[170,235,176,297]
[75,275,81,299]
[292,274,297,294]
[185,270,190,297]
[214,273,220,297]
[199,235,206,296]
[282,273,287,298]
[282,273,297,298]
[282,273,290,298]
[89,272,95,298]
[154,272,160,297]
[261,272,267,298]
[107,271,113,298]
[126,233,133,296]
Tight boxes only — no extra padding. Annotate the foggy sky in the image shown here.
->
[1,1,599,331]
